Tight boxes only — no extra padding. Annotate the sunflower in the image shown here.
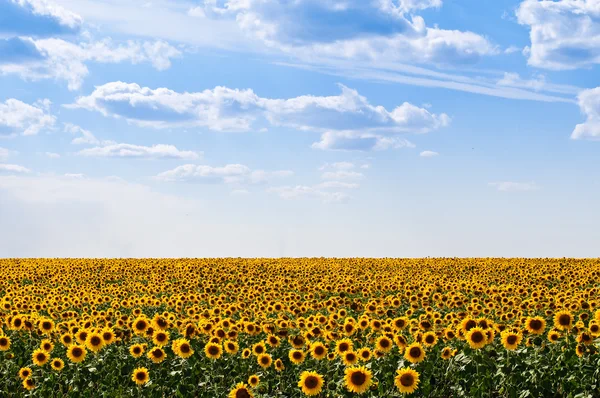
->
[152,330,170,347]
[335,338,353,356]
[148,347,166,364]
[0,335,10,351]
[547,330,561,344]
[358,347,372,362]
[173,338,194,359]
[395,367,420,394]
[501,330,522,351]
[342,351,359,366]
[343,321,356,336]
[421,332,437,348]
[22,378,35,391]
[298,371,324,396]
[275,358,285,372]
[404,342,426,364]
[576,344,586,357]
[257,353,272,369]
[310,342,327,360]
[525,316,546,335]
[224,340,239,355]
[344,366,373,394]
[51,358,65,371]
[32,348,49,366]
[75,330,89,345]
[39,318,55,335]
[252,341,267,356]
[392,317,409,331]
[466,327,487,349]
[289,335,306,349]
[248,374,260,388]
[553,310,573,331]
[441,347,455,360]
[130,344,145,358]
[132,317,149,335]
[589,322,600,337]
[132,367,150,386]
[375,335,393,353]
[18,367,32,380]
[204,342,222,360]
[101,328,116,345]
[152,315,170,331]
[576,332,593,346]
[67,345,87,363]
[86,332,105,353]
[60,333,74,347]
[266,334,280,348]
[40,339,54,353]
[394,334,408,350]
[242,348,252,359]
[229,382,254,398]
[289,349,306,365]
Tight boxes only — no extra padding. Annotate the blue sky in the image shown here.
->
[1,0,599,257]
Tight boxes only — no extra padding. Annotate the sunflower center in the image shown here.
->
[471,331,484,343]
[255,346,264,353]
[380,339,390,348]
[361,351,370,358]
[529,319,542,330]
[351,371,367,386]
[136,372,146,381]
[409,347,421,358]
[180,344,191,353]
[293,352,302,359]
[314,346,324,355]
[0,338,7,346]
[208,346,219,355]
[153,349,164,358]
[260,356,269,364]
[400,373,414,387]
[465,320,476,330]
[157,334,166,342]
[339,343,349,352]
[305,376,319,389]
[236,389,251,398]
[36,353,46,361]
[91,336,101,346]
[425,335,435,344]
[135,321,146,330]
[507,335,517,345]
[42,322,51,330]
[346,353,356,361]
[72,347,83,357]
[558,314,571,326]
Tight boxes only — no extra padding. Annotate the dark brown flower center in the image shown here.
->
[400,373,414,387]
[90,336,101,346]
[314,346,324,355]
[529,319,543,330]
[236,389,250,398]
[409,347,421,358]
[305,376,319,389]
[351,371,367,386]
[180,343,191,353]
[136,372,146,381]
[471,331,484,343]
[558,314,571,326]
[507,335,517,345]
[72,347,83,357]
[208,346,219,355]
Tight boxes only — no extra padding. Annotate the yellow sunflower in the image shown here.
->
[344,366,372,394]
[18,367,32,380]
[501,330,522,351]
[0,335,11,351]
[404,342,426,364]
[248,374,260,388]
[465,327,487,349]
[289,349,306,365]
[204,342,222,360]
[67,344,87,363]
[553,310,573,331]
[147,347,166,364]
[525,316,546,335]
[129,344,145,358]
[132,367,149,386]
[310,342,328,360]
[32,348,49,366]
[395,367,420,394]
[50,358,64,372]
[229,383,254,398]
[257,353,272,369]
[298,371,324,396]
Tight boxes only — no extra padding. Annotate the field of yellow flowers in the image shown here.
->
[0,258,599,397]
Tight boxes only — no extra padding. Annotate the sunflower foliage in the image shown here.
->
[0,258,599,397]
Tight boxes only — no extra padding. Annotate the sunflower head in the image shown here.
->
[344,366,373,394]
[395,367,420,394]
[298,371,324,396]
[132,367,150,386]
[404,342,426,364]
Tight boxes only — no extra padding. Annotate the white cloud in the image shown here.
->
[420,150,439,157]
[0,163,31,173]
[155,164,293,184]
[201,0,494,65]
[497,72,580,95]
[517,0,600,70]
[319,161,355,170]
[64,123,113,146]
[77,143,201,159]
[0,98,56,136]
[0,0,83,37]
[0,148,10,161]
[488,181,540,192]
[268,185,350,203]
[312,131,416,151]
[321,170,364,180]
[316,181,360,189]
[68,82,450,145]
[45,152,60,158]
[571,87,600,140]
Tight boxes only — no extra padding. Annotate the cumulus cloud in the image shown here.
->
[199,0,494,65]
[0,163,31,173]
[268,185,350,203]
[78,143,201,159]
[155,164,293,185]
[517,0,600,70]
[1,38,182,90]
[63,123,112,145]
[0,0,181,90]
[571,87,600,140]
[68,82,449,151]
[0,0,82,37]
[0,98,56,136]
[45,152,60,158]
[488,181,539,192]
[420,150,439,157]
[312,131,416,151]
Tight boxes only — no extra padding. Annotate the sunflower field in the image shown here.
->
[0,258,599,397]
